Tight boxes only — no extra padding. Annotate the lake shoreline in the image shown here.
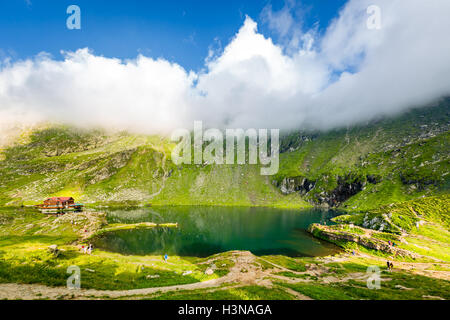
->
[0,198,449,300]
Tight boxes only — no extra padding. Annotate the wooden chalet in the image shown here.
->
[36,197,84,214]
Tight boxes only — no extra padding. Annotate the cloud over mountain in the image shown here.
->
[1,0,450,135]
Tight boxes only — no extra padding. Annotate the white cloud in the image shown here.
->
[1,0,450,135]
[260,0,312,54]
[261,2,296,38]
[0,50,195,134]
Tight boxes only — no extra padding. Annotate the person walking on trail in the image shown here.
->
[164,254,168,262]
[88,244,93,255]
[83,245,87,254]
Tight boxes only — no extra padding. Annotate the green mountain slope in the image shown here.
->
[0,125,306,207]
[0,99,448,209]
[275,99,450,210]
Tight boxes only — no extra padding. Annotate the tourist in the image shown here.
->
[164,253,168,262]
[88,244,93,255]
[83,245,87,254]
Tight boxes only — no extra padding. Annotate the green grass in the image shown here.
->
[413,223,450,243]
[275,101,450,209]
[334,195,450,234]
[145,285,295,300]
[277,271,450,300]
[399,237,450,261]
[0,126,309,208]
[0,247,222,290]
[338,225,366,235]
[274,271,311,279]
[259,255,307,272]
[0,101,448,300]
[0,205,449,299]
[0,208,231,291]
[324,261,369,275]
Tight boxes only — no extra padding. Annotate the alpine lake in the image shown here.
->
[93,206,342,258]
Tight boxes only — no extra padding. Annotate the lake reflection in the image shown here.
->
[94,206,341,257]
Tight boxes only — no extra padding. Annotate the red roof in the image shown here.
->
[47,197,73,201]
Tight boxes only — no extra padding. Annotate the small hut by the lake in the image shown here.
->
[37,197,83,213]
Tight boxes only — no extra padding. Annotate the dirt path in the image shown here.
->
[356,252,450,280]
[1,250,447,300]
[0,251,284,300]
[281,287,313,300]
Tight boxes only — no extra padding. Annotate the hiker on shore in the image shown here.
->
[386,261,394,271]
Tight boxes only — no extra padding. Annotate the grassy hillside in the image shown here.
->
[0,125,306,208]
[0,101,449,300]
[275,99,450,210]
[0,99,448,209]
[312,195,450,263]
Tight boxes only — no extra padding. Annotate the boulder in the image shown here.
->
[48,245,60,257]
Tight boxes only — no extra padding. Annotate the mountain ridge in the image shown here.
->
[0,99,448,210]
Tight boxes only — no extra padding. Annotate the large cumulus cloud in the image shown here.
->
[1,0,450,135]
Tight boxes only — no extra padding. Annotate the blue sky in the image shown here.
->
[2,0,448,134]
[0,0,347,70]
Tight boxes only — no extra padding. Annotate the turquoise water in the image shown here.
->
[94,206,341,257]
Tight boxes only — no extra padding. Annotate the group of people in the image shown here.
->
[81,243,93,255]
[386,260,394,271]
[388,240,397,247]
[385,229,397,269]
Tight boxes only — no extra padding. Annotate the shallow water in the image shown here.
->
[93,206,341,258]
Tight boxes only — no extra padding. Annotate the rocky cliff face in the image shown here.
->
[278,174,381,207]
[279,176,315,195]
[315,176,365,207]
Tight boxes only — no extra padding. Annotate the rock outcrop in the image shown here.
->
[279,176,315,195]
[308,224,418,259]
